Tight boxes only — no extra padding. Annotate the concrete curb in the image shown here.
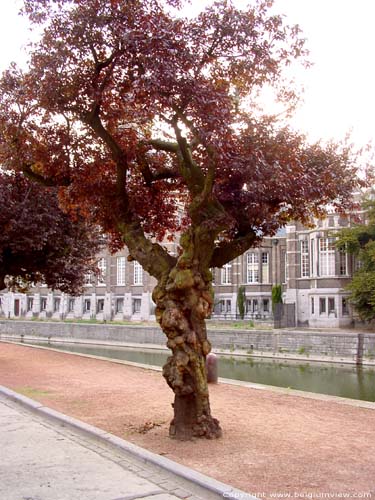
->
[0,385,255,500]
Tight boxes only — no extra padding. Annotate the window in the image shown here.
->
[84,273,93,286]
[134,261,143,285]
[319,298,326,314]
[84,298,91,312]
[319,237,335,276]
[117,257,126,285]
[68,298,75,312]
[97,258,107,285]
[328,297,335,315]
[53,298,60,312]
[339,249,347,276]
[262,298,270,313]
[211,268,216,285]
[247,253,259,283]
[27,297,34,312]
[311,239,315,276]
[132,298,141,313]
[261,253,269,283]
[342,297,349,316]
[219,299,231,313]
[97,298,105,313]
[311,297,314,315]
[40,297,47,311]
[221,263,231,284]
[245,299,258,313]
[116,298,124,313]
[300,240,310,277]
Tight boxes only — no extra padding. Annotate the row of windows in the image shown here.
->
[311,296,349,316]
[221,237,350,282]
[218,252,271,285]
[216,298,270,314]
[27,296,143,315]
[221,237,349,282]
[35,237,349,291]
[300,237,347,278]
[82,297,141,314]
[25,295,272,315]
[91,253,272,287]
[85,258,144,286]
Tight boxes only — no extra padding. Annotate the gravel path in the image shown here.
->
[0,342,374,499]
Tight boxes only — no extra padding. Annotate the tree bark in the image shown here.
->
[0,273,5,291]
[152,229,222,440]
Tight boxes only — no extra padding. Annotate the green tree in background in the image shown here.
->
[272,284,283,312]
[237,286,246,320]
[336,196,375,321]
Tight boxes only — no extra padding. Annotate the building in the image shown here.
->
[0,212,356,328]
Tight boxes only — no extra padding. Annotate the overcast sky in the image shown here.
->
[1,0,374,147]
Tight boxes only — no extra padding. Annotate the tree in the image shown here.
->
[237,286,246,320]
[336,196,375,322]
[0,172,101,293]
[271,284,283,311]
[0,0,364,440]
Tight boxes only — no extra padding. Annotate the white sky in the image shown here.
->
[0,0,374,147]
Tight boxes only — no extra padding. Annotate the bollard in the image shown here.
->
[206,352,218,384]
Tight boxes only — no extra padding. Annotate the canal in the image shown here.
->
[20,341,375,402]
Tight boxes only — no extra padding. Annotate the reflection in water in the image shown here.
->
[26,341,375,402]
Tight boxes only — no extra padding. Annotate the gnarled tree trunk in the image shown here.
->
[152,228,222,440]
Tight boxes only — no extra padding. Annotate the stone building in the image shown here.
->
[0,212,356,327]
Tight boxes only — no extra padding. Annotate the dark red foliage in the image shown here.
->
[0,172,101,293]
[0,0,367,277]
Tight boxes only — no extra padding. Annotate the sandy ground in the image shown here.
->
[0,342,374,499]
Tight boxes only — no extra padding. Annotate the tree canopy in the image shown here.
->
[0,0,363,268]
[0,172,101,293]
[0,0,367,440]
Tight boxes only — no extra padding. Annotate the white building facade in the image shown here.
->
[0,213,356,328]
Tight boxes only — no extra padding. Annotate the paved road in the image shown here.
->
[0,392,242,500]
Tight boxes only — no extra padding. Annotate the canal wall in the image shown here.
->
[1,320,375,364]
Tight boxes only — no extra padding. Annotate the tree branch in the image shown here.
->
[148,139,179,153]
[210,231,258,268]
[120,220,177,281]
[148,137,200,154]
[171,117,205,195]
[83,104,124,163]
[22,164,70,187]
[137,153,180,185]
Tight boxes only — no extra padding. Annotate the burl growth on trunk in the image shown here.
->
[153,258,222,441]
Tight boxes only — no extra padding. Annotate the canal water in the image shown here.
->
[22,341,375,402]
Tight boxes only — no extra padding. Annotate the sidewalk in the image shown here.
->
[0,389,249,500]
[1,342,374,496]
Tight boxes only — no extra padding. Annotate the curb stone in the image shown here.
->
[0,385,256,500]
